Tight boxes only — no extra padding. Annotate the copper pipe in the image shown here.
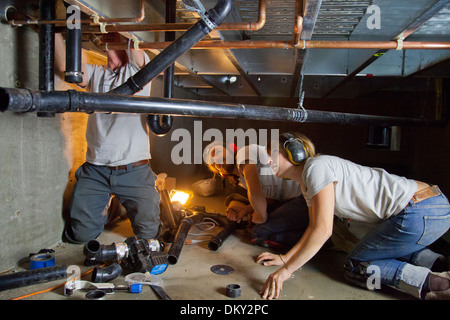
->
[82,22,196,33]
[305,41,450,50]
[10,0,145,26]
[80,0,266,33]
[293,0,304,46]
[220,0,266,30]
[99,40,450,51]
[13,0,264,31]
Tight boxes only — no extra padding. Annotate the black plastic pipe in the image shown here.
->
[0,265,67,291]
[109,0,233,96]
[147,115,173,136]
[208,219,237,251]
[147,0,177,136]
[167,213,205,265]
[38,0,56,117]
[160,189,179,232]
[64,4,83,83]
[0,87,445,127]
[91,263,122,283]
[83,239,118,263]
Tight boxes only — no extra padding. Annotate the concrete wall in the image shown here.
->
[0,23,69,271]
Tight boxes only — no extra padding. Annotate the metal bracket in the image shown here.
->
[182,0,217,31]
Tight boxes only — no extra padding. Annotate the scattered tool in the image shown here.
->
[125,272,172,300]
[29,249,56,270]
[64,279,142,296]
[210,264,235,275]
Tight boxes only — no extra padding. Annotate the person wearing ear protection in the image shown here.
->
[257,132,450,300]
[204,141,309,249]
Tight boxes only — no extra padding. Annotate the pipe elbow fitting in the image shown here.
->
[147,114,173,136]
[91,262,122,283]
[208,0,233,26]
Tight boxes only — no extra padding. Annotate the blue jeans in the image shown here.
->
[65,162,161,243]
[345,190,450,298]
[252,196,309,248]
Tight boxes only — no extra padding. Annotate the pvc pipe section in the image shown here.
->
[0,87,445,127]
[37,0,55,118]
[108,0,233,136]
[109,0,233,96]
[147,0,177,137]
[0,265,68,291]
[64,3,82,84]
[167,213,205,265]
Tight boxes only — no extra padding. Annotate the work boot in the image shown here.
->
[343,260,373,290]
[424,271,450,300]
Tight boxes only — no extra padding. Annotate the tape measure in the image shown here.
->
[29,253,56,269]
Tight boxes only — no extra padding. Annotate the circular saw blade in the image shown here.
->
[210,264,234,275]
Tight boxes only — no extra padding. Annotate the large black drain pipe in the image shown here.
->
[147,0,177,136]
[11,0,443,127]
[0,87,445,127]
[64,3,83,84]
[110,0,233,96]
[37,0,55,118]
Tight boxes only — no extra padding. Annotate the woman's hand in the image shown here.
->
[260,267,292,300]
[256,252,291,300]
[256,252,285,266]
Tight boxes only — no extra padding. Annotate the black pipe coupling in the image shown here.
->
[83,236,168,275]
[83,240,129,264]
[203,0,233,30]
[91,262,122,283]
[147,114,173,136]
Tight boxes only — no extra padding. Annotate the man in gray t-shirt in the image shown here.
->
[55,32,160,243]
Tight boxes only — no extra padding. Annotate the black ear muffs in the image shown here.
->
[282,133,307,165]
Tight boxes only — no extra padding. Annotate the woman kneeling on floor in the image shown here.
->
[257,132,450,300]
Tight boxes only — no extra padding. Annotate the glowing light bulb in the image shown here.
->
[170,190,191,205]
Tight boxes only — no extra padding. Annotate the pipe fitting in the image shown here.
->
[91,263,122,283]
[83,240,129,264]
[147,115,173,136]
[208,219,237,251]
[64,5,83,84]
[110,0,233,96]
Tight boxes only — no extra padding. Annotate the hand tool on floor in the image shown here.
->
[64,279,142,296]
[125,272,172,300]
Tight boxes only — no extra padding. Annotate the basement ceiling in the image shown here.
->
[36,0,450,98]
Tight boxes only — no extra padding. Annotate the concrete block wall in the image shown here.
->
[0,23,69,271]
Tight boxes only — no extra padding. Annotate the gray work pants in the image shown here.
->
[65,162,161,243]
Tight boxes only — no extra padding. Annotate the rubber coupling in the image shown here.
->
[226,284,241,298]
